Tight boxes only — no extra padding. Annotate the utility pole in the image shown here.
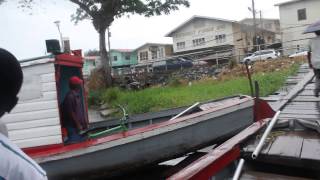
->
[259,10,264,50]
[107,28,112,70]
[259,10,263,29]
[251,0,258,51]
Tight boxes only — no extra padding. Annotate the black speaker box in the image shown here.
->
[45,39,61,54]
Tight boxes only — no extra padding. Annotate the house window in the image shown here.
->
[140,51,148,61]
[113,56,118,61]
[177,42,185,50]
[192,38,205,47]
[125,54,130,60]
[297,8,306,21]
[264,23,272,30]
[215,34,226,43]
[151,50,158,60]
[159,48,164,58]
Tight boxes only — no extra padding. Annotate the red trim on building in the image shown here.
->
[55,53,83,68]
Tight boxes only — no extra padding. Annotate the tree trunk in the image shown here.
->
[99,28,112,86]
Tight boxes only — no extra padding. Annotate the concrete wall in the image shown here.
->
[279,0,320,55]
[170,18,234,53]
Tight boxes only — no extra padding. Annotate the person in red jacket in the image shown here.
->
[62,76,88,143]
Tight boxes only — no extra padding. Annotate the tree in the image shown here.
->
[85,49,100,56]
[18,0,190,86]
[69,0,190,86]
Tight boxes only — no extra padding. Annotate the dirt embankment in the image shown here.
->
[217,57,306,81]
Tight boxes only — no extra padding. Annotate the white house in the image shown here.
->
[135,43,173,65]
[165,15,277,62]
[276,0,320,55]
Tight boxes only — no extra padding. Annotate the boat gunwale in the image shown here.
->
[27,96,253,162]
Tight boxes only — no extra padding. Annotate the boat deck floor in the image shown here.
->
[241,170,313,180]
[243,131,320,169]
[242,76,320,178]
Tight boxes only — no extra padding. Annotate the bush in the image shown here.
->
[87,68,107,90]
[88,90,102,107]
[168,77,184,87]
[102,87,120,103]
[229,58,238,70]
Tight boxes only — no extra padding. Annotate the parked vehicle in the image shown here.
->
[153,57,193,71]
[241,49,280,63]
[289,50,308,58]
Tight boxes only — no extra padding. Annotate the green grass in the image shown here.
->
[94,64,299,115]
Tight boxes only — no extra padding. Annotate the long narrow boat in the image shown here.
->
[1,50,257,179]
[168,67,318,180]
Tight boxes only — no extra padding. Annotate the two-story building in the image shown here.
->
[135,43,173,65]
[110,49,138,68]
[240,18,281,34]
[165,15,277,62]
[276,0,320,55]
[240,18,281,43]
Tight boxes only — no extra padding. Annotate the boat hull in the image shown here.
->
[39,102,253,179]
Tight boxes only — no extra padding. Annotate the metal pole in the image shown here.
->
[170,102,200,121]
[232,159,245,180]
[252,111,281,159]
[251,0,258,51]
[260,10,264,50]
[216,53,219,67]
[245,61,254,97]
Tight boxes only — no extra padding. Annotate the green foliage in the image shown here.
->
[88,90,102,106]
[228,58,238,69]
[101,87,120,103]
[69,0,190,29]
[97,65,299,115]
[168,77,183,87]
[85,49,100,56]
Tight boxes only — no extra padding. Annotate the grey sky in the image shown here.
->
[0,0,288,60]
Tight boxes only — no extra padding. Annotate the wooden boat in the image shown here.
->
[168,67,319,180]
[1,51,256,179]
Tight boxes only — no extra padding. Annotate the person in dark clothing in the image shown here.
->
[0,48,47,179]
[62,76,88,143]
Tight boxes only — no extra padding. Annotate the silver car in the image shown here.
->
[242,49,280,63]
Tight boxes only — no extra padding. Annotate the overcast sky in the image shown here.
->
[0,0,288,60]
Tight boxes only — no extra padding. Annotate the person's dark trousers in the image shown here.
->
[314,69,320,97]
[65,126,85,143]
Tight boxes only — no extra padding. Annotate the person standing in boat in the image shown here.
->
[308,31,320,97]
[62,76,88,143]
[0,48,48,180]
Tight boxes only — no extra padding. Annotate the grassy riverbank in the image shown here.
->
[90,58,303,114]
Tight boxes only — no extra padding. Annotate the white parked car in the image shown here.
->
[289,50,308,58]
[241,49,280,63]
